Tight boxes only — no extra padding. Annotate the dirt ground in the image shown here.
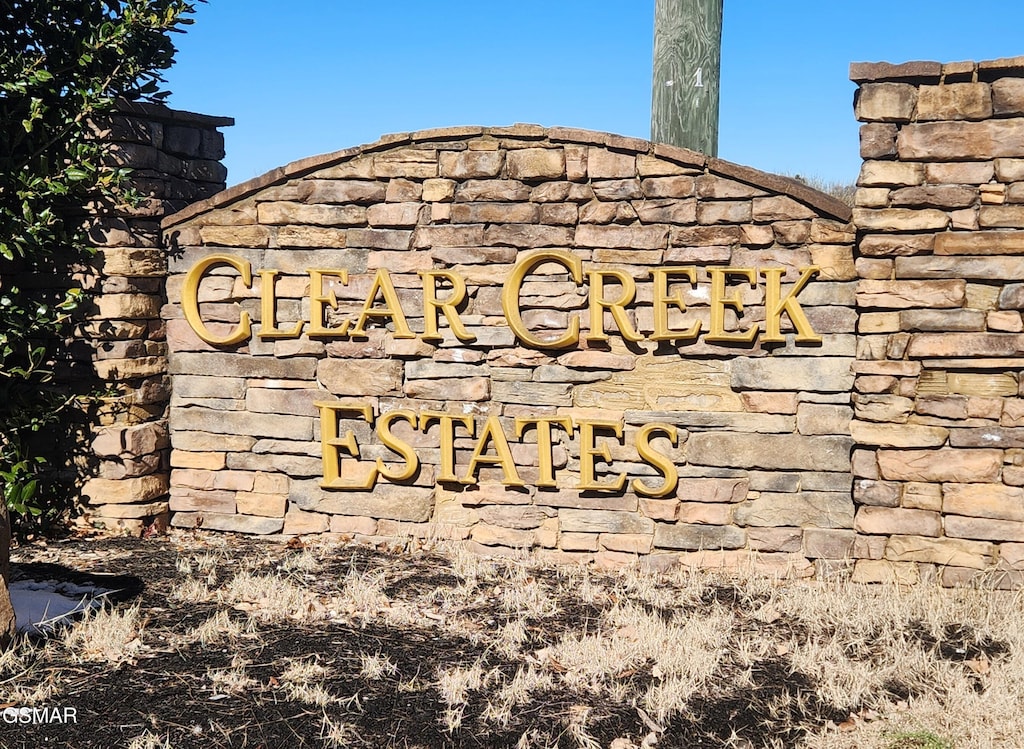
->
[0,530,1014,749]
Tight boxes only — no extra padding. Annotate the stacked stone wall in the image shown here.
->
[161,126,856,573]
[851,57,1024,586]
[76,102,232,532]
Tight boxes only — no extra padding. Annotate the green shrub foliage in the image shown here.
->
[0,0,198,525]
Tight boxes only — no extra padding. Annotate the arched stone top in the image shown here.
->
[162,124,851,229]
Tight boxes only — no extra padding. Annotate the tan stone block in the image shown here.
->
[281,507,329,534]
[534,517,559,548]
[559,532,600,551]
[696,200,751,224]
[734,492,854,529]
[476,505,551,529]
[421,178,455,202]
[925,161,995,185]
[797,404,851,436]
[878,448,1002,483]
[94,293,162,320]
[900,309,986,332]
[405,377,489,401]
[993,78,1024,116]
[1000,542,1024,569]
[996,159,1024,183]
[168,489,235,514]
[979,205,1024,228]
[903,482,942,511]
[898,120,1024,161]
[640,176,695,198]
[171,512,284,534]
[599,533,653,553]
[436,150,501,179]
[653,523,745,550]
[198,225,271,248]
[308,483,435,522]
[851,559,920,585]
[676,502,733,525]
[942,483,1024,521]
[884,534,996,569]
[730,358,854,394]
[853,395,912,423]
[851,422,948,448]
[855,507,941,536]
[852,208,950,232]
[676,478,749,503]
[94,501,169,520]
[854,187,890,207]
[586,148,635,179]
[858,161,924,187]
[906,333,1024,358]
[82,474,168,504]
[747,527,802,552]
[170,450,225,470]
[639,498,679,521]
[804,528,856,559]
[329,515,377,535]
[946,515,1024,543]
[890,185,977,209]
[860,123,898,159]
[688,433,852,472]
[859,312,901,334]
[854,479,901,507]
[559,509,654,535]
[859,233,935,257]
[506,148,564,180]
[853,534,887,560]
[556,351,634,370]
[856,83,918,122]
[364,203,421,227]
[575,224,667,250]
[989,311,1024,332]
[916,83,992,121]
[317,359,402,396]
[741,392,799,414]
[236,492,287,517]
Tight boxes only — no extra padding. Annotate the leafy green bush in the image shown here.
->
[0,0,199,526]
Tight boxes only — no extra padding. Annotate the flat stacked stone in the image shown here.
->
[161,125,855,574]
[852,58,1024,586]
[78,102,232,533]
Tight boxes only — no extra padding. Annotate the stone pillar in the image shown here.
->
[851,58,1024,586]
[78,102,232,533]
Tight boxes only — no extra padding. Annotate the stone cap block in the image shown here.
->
[850,61,943,84]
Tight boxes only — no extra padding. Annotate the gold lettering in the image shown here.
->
[256,269,304,340]
[761,266,822,344]
[376,410,419,482]
[651,266,701,342]
[182,254,252,345]
[514,416,573,488]
[419,411,475,483]
[632,423,679,497]
[586,269,643,343]
[419,270,475,342]
[352,268,414,339]
[502,250,582,349]
[316,402,378,490]
[706,267,758,344]
[463,415,524,486]
[307,268,350,337]
[577,419,626,492]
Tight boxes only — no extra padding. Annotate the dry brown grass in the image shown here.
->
[4,532,1023,748]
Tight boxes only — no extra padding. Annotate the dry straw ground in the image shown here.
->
[1,531,1020,748]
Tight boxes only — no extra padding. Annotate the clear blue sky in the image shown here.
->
[162,1,1024,187]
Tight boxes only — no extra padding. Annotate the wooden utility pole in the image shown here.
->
[651,0,723,155]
